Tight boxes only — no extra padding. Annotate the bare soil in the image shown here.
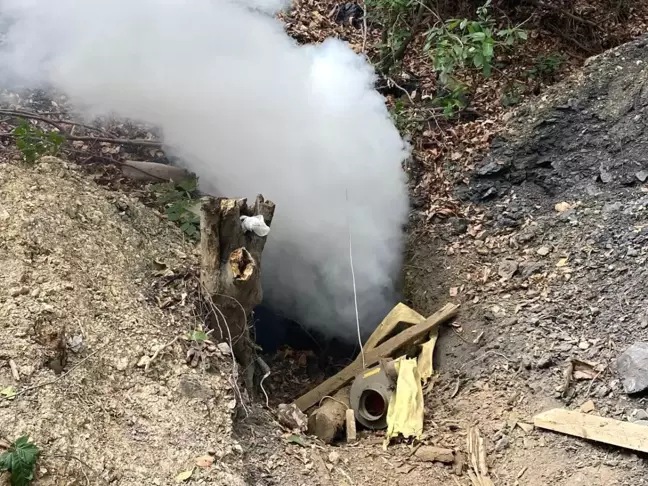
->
[0,157,247,485]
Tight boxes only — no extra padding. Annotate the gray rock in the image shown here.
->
[636,170,648,183]
[617,342,648,394]
[520,261,544,279]
[631,409,648,420]
[537,354,554,369]
[477,160,506,176]
[498,259,518,280]
[495,437,509,451]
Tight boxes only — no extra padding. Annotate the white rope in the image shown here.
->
[346,189,365,369]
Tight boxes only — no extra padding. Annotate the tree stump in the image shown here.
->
[200,194,275,390]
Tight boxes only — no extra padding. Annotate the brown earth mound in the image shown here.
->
[0,157,246,485]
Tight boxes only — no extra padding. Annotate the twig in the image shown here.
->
[0,109,117,137]
[456,350,513,375]
[0,132,162,147]
[200,286,249,417]
[46,454,109,486]
[0,109,66,132]
[336,466,355,485]
[144,336,180,372]
[346,189,365,369]
[585,368,605,397]
[361,1,368,54]
[17,343,108,397]
[9,360,20,381]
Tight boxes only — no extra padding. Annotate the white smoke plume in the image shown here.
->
[0,0,410,341]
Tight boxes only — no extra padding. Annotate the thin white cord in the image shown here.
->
[346,189,365,369]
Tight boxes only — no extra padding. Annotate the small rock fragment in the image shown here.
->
[115,357,129,371]
[578,341,590,350]
[617,342,648,394]
[217,342,232,355]
[517,422,534,434]
[495,437,509,451]
[580,400,596,413]
[328,451,340,465]
[536,246,551,256]
[632,409,648,421]
[137,355,151,368]
[537,354,554,369]
[498,259,518,280]
[636,170,648,183]
[414,446,454,464]
[554,202,572,212]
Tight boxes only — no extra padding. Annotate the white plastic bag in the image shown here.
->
[240,215,270,237]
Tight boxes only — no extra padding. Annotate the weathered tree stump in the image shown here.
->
[200,194,275,390]
[307,386,351,444]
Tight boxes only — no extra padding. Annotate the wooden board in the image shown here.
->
[293,303,459,412]
[363,303,425,351]
[534,408,648,453]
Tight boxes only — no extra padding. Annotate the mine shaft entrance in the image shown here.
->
[252,303,358,405]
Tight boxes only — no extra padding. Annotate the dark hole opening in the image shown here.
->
[252,303,358,405]
[360,389,386,419]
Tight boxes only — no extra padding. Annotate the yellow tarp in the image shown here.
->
[384,358,424,447]
[417,325,439,383]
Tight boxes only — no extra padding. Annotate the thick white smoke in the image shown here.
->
[0,0,409,340]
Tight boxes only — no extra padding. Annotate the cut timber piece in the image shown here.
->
[307,386,350,444]
[414,446,454,464]
[363,303,425,351]
[345,409,357,442]
[534,408,648,453]
[294,303,459,412]
[121,160,194,182]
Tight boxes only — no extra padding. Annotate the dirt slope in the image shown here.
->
[400,34,648,485]
[0,157,245,485]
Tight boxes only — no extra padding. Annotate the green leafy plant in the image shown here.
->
[152,177,200,238]
[0,435,40,486]
[13,119,65,164]
[527,53,566,80]
[187,329,209,343]
[424,1,527,115]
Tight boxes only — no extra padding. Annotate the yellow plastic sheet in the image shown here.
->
[384,358,424,447]
[417,326,439,383]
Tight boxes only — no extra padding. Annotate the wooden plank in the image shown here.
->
[363,303,425,351]
[345,409,357,442]
[534,408,648,453]
[293,303,459,412]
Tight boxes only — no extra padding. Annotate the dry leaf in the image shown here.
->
[195,455,214,468]
[175,469,194,483]
[554,202,572,212]
[556,257,569,267]
[572,359,606,380]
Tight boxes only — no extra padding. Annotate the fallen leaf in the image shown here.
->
[285,434,308,447]
[175,469,194,483]
[554,202,571,212]
[556,257,569,267]
[580,400,596,413]
[572,359,606,380]
[0,386,16,400]
[195,455,214,468]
